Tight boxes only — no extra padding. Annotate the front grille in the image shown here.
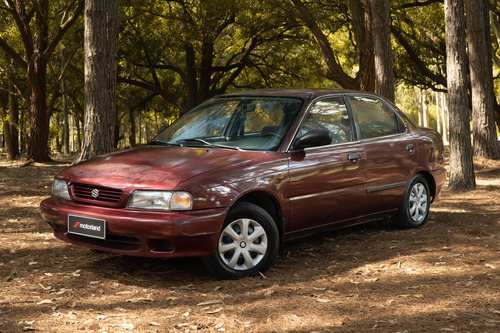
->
[68,233,141,251]
[71,183,123,207]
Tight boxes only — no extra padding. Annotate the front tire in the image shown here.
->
[394,174,430,229]
[203,202,279,279]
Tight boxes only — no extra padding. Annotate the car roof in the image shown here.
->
[220,88,367,101]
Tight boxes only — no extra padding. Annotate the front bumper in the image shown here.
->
[40,197,228,258]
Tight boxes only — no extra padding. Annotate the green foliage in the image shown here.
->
[391,0,446,89]
[0,0,493,153]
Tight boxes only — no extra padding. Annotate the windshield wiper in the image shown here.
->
[177,138,242,151]
[147,140,181,147]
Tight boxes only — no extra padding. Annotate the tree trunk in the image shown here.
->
[418,89,423,126]
[5,65,19,160]
[19,107,26,153]
[61,49,70,155]
[129,107,136,147]
[113,119,122,148]
[368,0,394,101]
[422,89,428,127]
[27,57,52,162]
[440,91,449,145]
[436,91,441,134]
[3,123,14,160]
[350,0,375,92]
[198,40,214,104]
[466,0,500,159]
[77,0,119,162]
[444,0,476,190]
[75,115,81,151]
[185,43,198,110]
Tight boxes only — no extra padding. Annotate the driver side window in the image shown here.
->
[302,97,353,144]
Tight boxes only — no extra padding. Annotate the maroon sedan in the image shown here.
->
[41,89,446,279]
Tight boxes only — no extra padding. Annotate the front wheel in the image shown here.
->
[202,202,279,279]
[393,174,431,229]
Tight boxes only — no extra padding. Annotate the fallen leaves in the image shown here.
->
[36,299,53,305]
[197,299,224,306]
[126,294,154,303]
[1,160,500,333]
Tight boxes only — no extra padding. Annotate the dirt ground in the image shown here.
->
[0,156,499,333]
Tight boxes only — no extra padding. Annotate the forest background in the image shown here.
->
[1,2,500,331]
[1,0,500,190]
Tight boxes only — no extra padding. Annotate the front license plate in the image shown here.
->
[68,214,106,240]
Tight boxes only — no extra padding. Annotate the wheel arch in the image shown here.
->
[234,191,284,248]
[415,171,436,203]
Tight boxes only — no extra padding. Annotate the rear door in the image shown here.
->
[287,96,366,235]
[347,95,417,215]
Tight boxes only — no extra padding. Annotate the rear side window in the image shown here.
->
[302,97,353,144]
[349,96,400,139]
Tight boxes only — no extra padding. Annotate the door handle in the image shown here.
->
[348,153,361,161]
[406,144,415,152]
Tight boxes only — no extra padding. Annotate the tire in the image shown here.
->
[202,202,279,279]
[393,174,431,229]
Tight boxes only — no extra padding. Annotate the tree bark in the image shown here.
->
[440,91,449,145]
[444,0,476,190]
[61,49,70,155]
[465,0,500,159]
[129,107,136,147]
[5,64,20,160]
[422,89,428,127]
[418,89,423,126]
[77,0,119,162]
[27,56,51,162]
[352,0,375,92]
[368,0,394,101]
[435,91,441,133]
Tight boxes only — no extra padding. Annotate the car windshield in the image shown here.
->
[151,96,303,151]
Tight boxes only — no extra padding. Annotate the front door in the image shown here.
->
[287,96,366,236]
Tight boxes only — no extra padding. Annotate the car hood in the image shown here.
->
[59,146,256,191]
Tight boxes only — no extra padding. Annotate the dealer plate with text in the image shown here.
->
[68,214,106,240]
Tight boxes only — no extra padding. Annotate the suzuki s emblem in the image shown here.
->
[91,189,99,198]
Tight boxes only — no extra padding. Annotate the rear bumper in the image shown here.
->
[40,197,228,258]
[430,167,447,202]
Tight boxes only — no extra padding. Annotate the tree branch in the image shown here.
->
[398,0,443,9]
[391,26,447,87]
[117,76,181,109]
[43,0,83,60]
[287,0,358,89]
[5,0,34,57]
[0,37,28,69]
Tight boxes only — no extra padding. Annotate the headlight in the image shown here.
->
[127,191,193,211]
[53,179,71,200]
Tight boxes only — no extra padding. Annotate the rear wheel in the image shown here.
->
[203,202,279,279]
[394,174,430,229]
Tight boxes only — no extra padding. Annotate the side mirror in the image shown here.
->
[292,130,332,150]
